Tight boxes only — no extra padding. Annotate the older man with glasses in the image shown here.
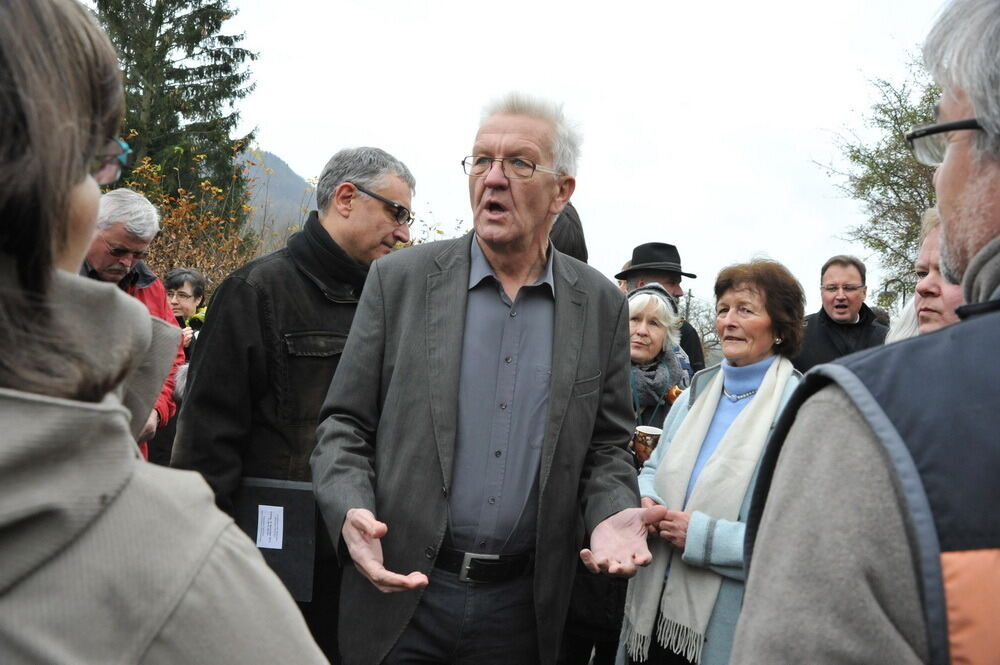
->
[792,254,888,372]
[83,187,185,457]
[732,0,1000,662]
[311,94,664,665]
[171,146,414,663]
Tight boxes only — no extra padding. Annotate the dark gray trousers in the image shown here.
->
[382,567,540,665]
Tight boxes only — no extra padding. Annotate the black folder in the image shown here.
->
[233,477,316,602]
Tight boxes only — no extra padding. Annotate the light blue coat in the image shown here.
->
[633,366,800,665]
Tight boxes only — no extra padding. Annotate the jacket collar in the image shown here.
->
[467,234,556,294]
[961,234,1000,306]
[81,259,156,291]
[286,211,368,302]
[817,301,878,328]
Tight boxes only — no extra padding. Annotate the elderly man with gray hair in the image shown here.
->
[172,146,415,661]
[731,0,1000,662]
[83,188,185,455]
[311,94,664,665]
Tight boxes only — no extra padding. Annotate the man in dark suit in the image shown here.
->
[792,255,888,372]
[311,93,666,665]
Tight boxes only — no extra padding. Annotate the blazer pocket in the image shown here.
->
[571,371,602,398]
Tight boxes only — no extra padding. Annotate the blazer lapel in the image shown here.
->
[425,234,472,489]
[539,253,588,497]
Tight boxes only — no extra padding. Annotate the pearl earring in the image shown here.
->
[774,338,783,345]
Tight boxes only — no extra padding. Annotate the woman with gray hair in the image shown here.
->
[628,284,692,438]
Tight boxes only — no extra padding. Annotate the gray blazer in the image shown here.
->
[311,233,639,665]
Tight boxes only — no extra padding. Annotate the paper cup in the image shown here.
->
[631,425,663,464]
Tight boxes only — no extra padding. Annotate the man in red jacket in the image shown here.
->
[83,188,184,457]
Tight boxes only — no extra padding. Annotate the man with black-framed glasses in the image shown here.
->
[733,0,1000,662]
[792,254,887,372]
[82,188,185,458]
[172,146,415,662]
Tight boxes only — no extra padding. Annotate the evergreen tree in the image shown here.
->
[825,64,939,309]
[95,0,257,229]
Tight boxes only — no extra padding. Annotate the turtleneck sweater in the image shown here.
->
[684,354,777,503]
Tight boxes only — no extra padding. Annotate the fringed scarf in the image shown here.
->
[621,356,793,663]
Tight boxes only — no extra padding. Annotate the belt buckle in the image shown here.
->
[458,551,500,583]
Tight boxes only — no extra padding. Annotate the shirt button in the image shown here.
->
[424,547,435,559]
[488,496,496,504]
[500,402,507,410]
[505,356,512,364]
[510,310,517,317]
[479,540,486,547]
[442,486,448,497]
[495,450,502,457]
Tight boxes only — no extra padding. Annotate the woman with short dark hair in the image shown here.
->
[621,260,804,665]
[164,266,207,359]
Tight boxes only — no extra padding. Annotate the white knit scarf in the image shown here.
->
[622,356,793,663]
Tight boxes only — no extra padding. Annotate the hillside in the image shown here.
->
[241,150,316,251]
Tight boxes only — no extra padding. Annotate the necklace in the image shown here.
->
[722,386,757,402]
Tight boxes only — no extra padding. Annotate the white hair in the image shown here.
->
[97,188,160,240]
[924,0,1000,160]
[481,92,582,177]
[886,296,920,343]
[628,292,681,347]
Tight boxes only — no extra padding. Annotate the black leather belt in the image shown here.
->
[434,547,534,583]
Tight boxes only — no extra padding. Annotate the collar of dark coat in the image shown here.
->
[956,296,1000,320]
[816,301,879,328]
[286,210,368,302]
[80,259,156,291]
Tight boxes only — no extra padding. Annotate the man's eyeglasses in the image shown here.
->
[89,138,133,185]
[821,284,865,293]
[352,183,414,226]
[102,237,149,261]
[905,118,982,167]
[166,290,195,301]
[462,156,562,180]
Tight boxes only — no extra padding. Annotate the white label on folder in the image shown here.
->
[256,505,284,549]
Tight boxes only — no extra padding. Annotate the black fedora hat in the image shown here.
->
[615,242,696,280]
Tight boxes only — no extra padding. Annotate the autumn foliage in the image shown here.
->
[123,150,259,293]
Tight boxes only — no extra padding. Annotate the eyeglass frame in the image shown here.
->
[904,118,983,166]
[90,138,133,185]
[820,283,866,293]
[101,236,149,261]
[461,156,563,179]
[350,182,414,227]
[166,290,196,301]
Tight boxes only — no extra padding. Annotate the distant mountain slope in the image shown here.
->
[241,150,316,251]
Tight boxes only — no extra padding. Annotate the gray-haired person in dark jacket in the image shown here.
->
[171,146,416,662]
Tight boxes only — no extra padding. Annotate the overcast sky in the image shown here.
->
[226,0,946,313]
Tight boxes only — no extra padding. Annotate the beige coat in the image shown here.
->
[0,271,327,664]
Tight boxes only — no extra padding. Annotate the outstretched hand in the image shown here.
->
[580,504,668,577]
[342,508,429,593]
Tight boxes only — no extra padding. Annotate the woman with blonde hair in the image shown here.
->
[0,1,325,661]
